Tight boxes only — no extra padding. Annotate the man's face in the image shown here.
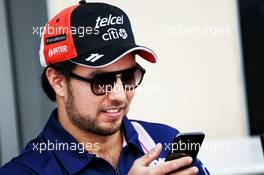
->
[64,54,136,136]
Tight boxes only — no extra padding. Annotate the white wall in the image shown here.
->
[46,0,248,138]
[0,0,19,164]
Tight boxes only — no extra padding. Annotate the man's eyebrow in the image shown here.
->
[88,70,103,77]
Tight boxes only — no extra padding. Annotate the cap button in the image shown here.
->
[79,0,86,4]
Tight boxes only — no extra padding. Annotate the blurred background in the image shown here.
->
[0,0,263,174]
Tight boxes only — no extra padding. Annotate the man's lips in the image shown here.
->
[102,108,121,113]
[101,106,126,118]
[101,105,126,112]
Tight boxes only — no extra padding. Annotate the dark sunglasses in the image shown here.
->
[58,63,145,95]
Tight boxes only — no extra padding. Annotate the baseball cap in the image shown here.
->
[39,0,157,68]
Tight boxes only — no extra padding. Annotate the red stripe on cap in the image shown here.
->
[43,5,79,65]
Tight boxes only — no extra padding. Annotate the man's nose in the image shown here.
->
[107,76,126,101]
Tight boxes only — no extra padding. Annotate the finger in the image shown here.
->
[136,143,162,166]
[171,166,199,175]
[155,156,193,174]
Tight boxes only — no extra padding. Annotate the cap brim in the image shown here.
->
[70,44,157,68]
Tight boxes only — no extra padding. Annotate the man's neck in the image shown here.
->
[57,107,123,168]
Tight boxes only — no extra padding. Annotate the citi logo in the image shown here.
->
[102,28,128,41]
[48,45,68,57]
[85,53,104,62]
[95,14,124,29]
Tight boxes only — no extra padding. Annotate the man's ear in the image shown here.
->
[45,67,67,98]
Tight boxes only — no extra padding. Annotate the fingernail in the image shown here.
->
[187,157,193,163]
[192,167,199,174]
[156,143,162,149]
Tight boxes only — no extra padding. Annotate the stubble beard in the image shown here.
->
[65,83,124,136]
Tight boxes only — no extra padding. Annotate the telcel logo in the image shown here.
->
[95,14,123,29]
[48,45,68,57]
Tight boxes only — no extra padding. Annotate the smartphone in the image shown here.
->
[261,134,264,156]
[165,132,205,163]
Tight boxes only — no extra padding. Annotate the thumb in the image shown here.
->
[136,143,162,166]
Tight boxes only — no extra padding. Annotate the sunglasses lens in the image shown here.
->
[122,69,143,90]
[91,66,144,95]
[92,75,115,95]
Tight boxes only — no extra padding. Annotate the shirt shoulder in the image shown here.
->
[0,161,36,175]
[0,139,41,175]
[0,134,64,175]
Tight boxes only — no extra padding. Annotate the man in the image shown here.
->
[0,1,210,175]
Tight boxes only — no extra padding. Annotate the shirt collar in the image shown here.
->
[121,117,145,154]
[42,108,144,174]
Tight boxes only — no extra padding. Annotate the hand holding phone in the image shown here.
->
[128,143,199,175]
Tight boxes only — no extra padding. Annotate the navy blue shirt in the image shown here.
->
[0,109,210,175]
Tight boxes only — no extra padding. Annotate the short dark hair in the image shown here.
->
[41,61,76,101]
